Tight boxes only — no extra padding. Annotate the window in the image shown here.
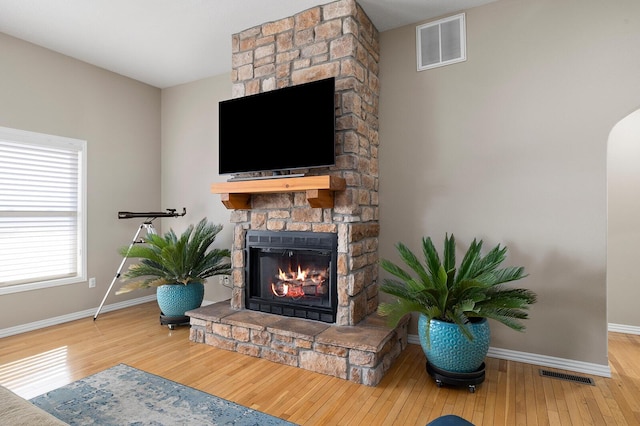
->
[417,13,467,71]
[0,126,86,294]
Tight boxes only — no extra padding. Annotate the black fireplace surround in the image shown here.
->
[245,230,338,323]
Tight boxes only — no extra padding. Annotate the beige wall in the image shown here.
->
[160,75,233,304]
[608,109,640,327]
[0,33,161,328]
[3,0,640,368]
[378,0,640,366]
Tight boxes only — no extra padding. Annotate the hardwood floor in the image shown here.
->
[1,302,639,425]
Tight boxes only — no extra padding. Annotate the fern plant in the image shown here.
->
[116,218,231,294]
[378,234,537,341]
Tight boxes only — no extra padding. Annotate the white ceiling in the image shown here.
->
[0,0,497,88]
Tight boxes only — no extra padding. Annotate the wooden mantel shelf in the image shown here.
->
[211,175,346,209]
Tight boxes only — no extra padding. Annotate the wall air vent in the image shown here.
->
[417,13,466,71]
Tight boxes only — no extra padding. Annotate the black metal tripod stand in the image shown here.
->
[93,208,186,321]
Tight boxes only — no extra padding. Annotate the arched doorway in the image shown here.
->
[607,108,640,332]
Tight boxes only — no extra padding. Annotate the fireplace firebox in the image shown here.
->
[245,230,338,323]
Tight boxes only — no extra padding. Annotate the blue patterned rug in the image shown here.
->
[30,363,296,425]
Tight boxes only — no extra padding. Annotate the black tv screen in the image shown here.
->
[218,77,335,175]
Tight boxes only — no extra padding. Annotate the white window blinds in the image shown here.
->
[0,127,86,293]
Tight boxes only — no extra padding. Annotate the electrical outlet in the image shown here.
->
[223,275,230,285]
[89,277,96,288]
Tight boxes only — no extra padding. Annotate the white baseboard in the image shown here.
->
[0,295,157,339]
[608,323,640,335]
[407,334,611,378]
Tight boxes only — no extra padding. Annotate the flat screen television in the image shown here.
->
[218,77,335,176]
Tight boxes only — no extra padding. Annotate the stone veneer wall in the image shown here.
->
[228,0,380,326]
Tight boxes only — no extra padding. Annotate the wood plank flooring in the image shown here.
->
[1,302,638,425]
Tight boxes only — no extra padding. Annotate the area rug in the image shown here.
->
[30,363,296,425]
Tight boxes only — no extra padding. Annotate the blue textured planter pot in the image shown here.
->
[156,283,204,317]
[418,314,490,373]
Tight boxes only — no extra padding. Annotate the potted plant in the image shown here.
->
[116,218,231,319]
[378,234,537,374]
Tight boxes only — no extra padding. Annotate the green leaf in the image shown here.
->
[117,218,231,293]
[379,233,537,341]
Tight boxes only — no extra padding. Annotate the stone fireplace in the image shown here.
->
[187,0,408,386]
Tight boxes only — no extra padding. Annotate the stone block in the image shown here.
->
[293,58,311,70]
[262,348,299,367]
[312,56,329,67]
[342,92,362,116]
[343,131,359,153]
[276,63,290,79]
[291,207,323,223]
[357,188,370,205]
[267,219,286,231]
[295,7,321,31]
[256,35,275,46]
[314,19,342,41]
[237,343,261,357]
[232,34,240,53]
[350,253,368,270]
[300,351,348,379]
[232,326,250,342]
[271,340,298,356]
[342,17,359,37]
[286,222,312,232]
[276,32,294,52]
[245,79,260,95]
[312,223,337,233]
[267,208,289,219]
[349,366,362,384]
[189,318,208,328]
[237,64,253,80]
[295,338,314,349]
[251,329,272,346]
[189,327,204,343]
[255,55,275,68]
[232,51,253,68]
[362,363,384,386]
[238,26,261,40]
[255,43,275,59]
[239,37,256,52]
[253,193,293,209]
[212,323,232,338]
[262,77,276,92]
[330,35,356,60]
[205,334,236,351]
[276,50,301,65]
[294,28,315,47]
[349,223,380,241]
[250,211,267,229]
[348,269,365,296]
[262,17,294,36]
[255,64,275,79]
[291,62,340,85]
[349,349,376,367]
[323,0,357,20]
[314,342,348,357]
[301,42,329,58]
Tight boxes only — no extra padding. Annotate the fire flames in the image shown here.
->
[270,265,327,299]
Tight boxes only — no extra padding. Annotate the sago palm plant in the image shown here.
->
[116,218,231,294]
[378,234,537,342]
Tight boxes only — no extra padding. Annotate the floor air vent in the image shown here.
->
[539,369,595,386]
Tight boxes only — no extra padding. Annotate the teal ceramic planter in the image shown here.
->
[418,314,490,373]
[156,283,204,317]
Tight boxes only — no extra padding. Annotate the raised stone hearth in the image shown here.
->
[187,301,408,386]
